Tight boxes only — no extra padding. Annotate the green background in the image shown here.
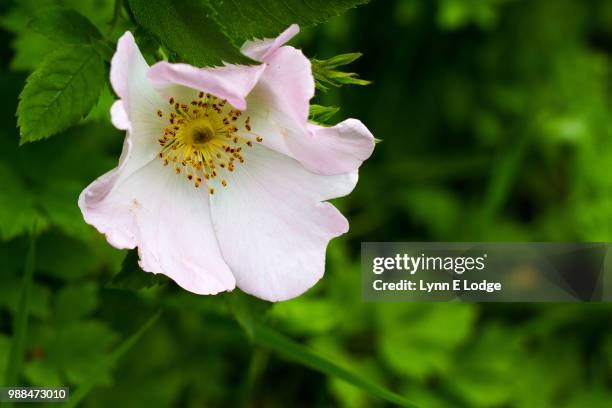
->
[2,0,612,406]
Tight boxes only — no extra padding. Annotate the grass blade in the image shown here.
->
[252,323,419,407]
[4,228,37,388]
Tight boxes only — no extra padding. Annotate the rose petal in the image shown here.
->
[110,100,130,131]
[109,32,166,182]
[110,32,162,113]
[78,136,136,249]
[80,160,236,295]
[287,119,375,175]
[241,24,300,62]
[209,144,357,301]
[239,43,314,158]
[147,62,266,111]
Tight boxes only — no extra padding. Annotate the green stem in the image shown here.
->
[4,226,37,389]
[237,348,269,408]
[107,0,123,36]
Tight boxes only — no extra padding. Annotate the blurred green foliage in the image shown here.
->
[2,0,612,406]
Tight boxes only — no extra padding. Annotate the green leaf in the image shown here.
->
[377,303,476,380]
[251,322,418,407]
[38,179,95,241]
[23,360,63,387]
[0,163,47,240]
[128,0,254,67]
[17,44,105,143]
[0,277,51,320]
[55,283,99,324]
[311,53,371,91]
[309,104,340,124]
[203,0,370,43]
[46,321,118,385]
[28,6,102,45]
[109,250,169,290]
[445,324,520,407]
[90,38,115,63]
[65,312,161,408]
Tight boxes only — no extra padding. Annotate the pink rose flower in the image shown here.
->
[79,25,374,301]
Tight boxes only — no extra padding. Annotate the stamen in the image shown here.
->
[155,93,259,193]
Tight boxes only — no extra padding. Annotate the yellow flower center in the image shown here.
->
[155,92,262,194]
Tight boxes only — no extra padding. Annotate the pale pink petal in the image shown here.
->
[209,144,357,301]
[110,31,150,104]
[287,119,375,175]
[109,31,165,143]
[241,25,311,137]
[147,62,266,111]
[247,44,313,128]
[110,32,169,131]
[237,43,314,158]
[109,33,132,100]
[78,136,136,249]
[80,160,236,295]
[241,24,300,61]
[110,100,130,131]
[109,31,166,182]
[239,85,299,157]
